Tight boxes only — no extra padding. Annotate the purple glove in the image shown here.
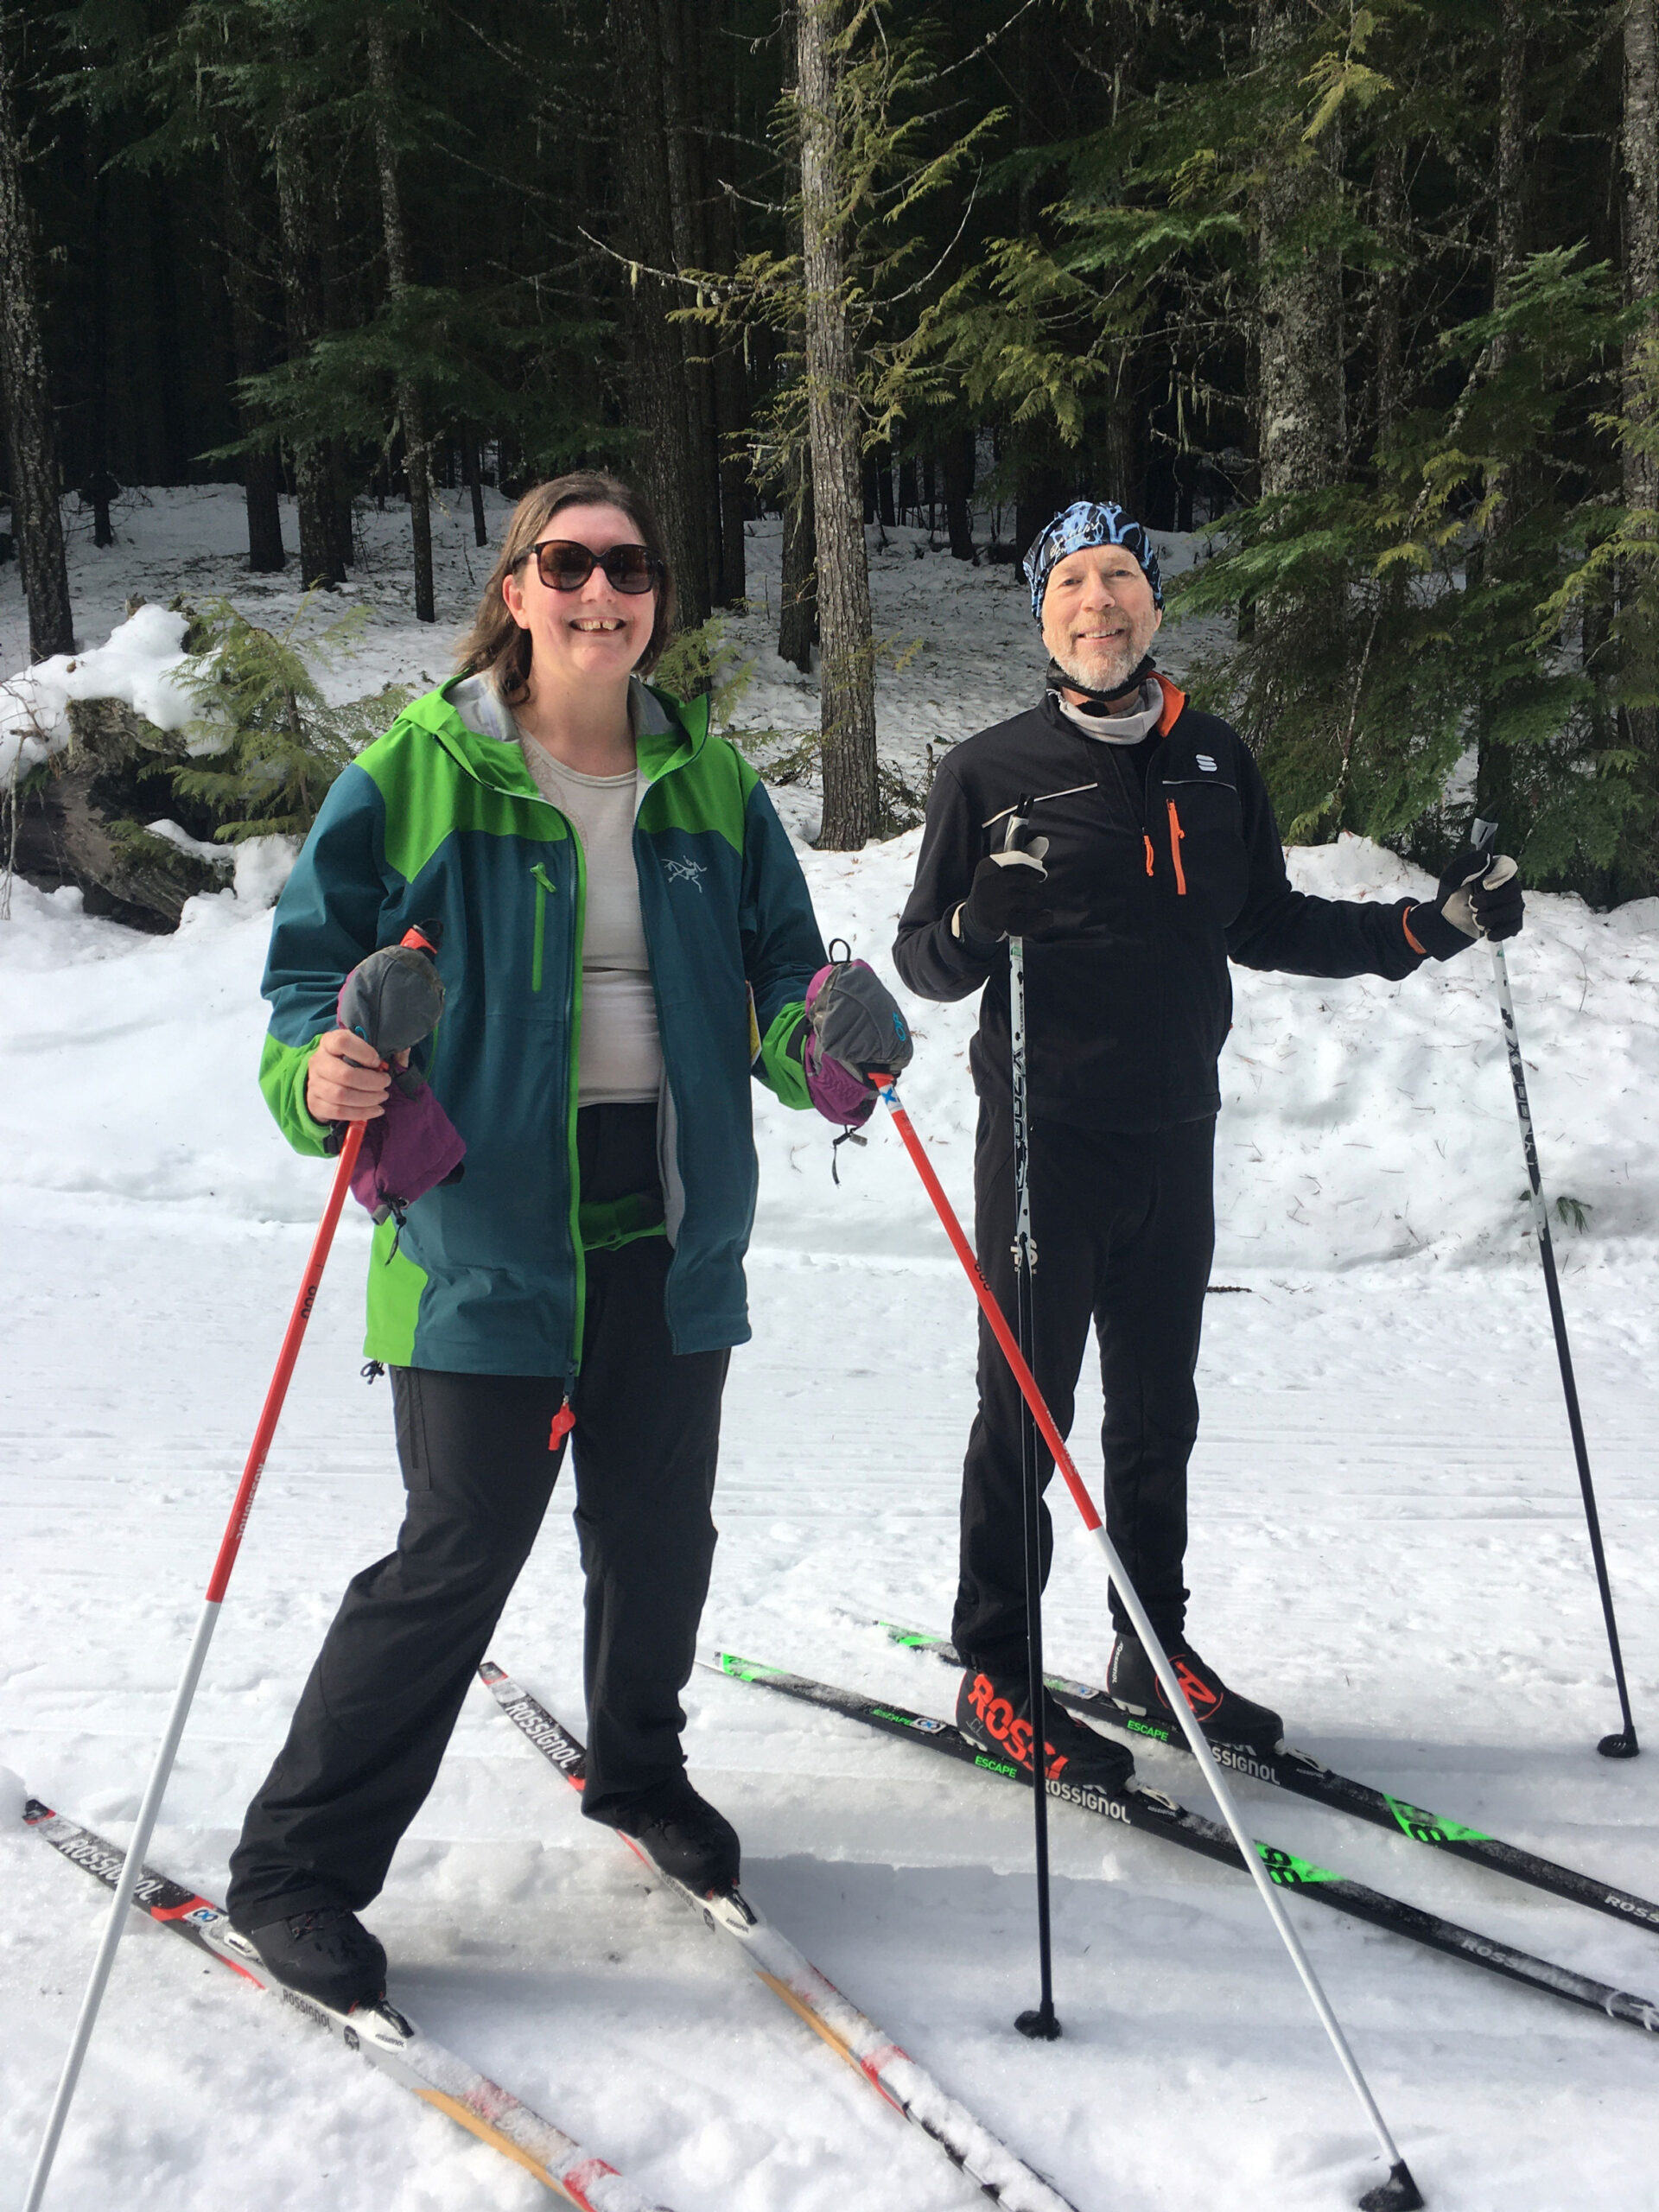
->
[349,1069,467,1224]
[334,931,466,1223]
[803,957,912,1127]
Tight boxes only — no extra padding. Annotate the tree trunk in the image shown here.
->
[665,0,722,613]
[221,124,285,573]
[1475,1,1529,824]
[367,10,435,623]
[273,97,344,589]
[797,0,877,848]
[612,0,709,630]
[1621,0,1658,766]
[86,126,114,548]
[0,15,73,660]
[778,442,817,671]
[463,437,488,546]
[1253,2,1344,499]
[942,428,976,558]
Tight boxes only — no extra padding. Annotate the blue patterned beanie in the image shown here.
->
[1023,500,1163,621]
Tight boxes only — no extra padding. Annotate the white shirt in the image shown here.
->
[516,740,664,1107]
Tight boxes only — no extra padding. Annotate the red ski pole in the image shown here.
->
[871,1076,1422,2212]
[22,915,442,2210]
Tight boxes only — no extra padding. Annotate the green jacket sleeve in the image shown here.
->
[259,760,398,1154]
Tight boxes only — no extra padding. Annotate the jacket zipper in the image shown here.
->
[563,835,588,1366]
[531,863,556,991]
[1166,798,1187,895]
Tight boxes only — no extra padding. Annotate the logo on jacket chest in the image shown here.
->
[664,855,707,893]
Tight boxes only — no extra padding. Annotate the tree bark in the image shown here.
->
[1253,1,1344,499]
[1620,0,1659,779]
[273,95,345,588]
[221,124,285,573]
[1475,1,1529,823]
[942,428,976,558]
[778,442,817,671]
[611,0,709,629]
[0,14,73,659]
[797,0,877,848]
[367,10,435,623]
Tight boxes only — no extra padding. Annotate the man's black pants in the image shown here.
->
[952,1105,1215,1679]
[227,1104,728,1927]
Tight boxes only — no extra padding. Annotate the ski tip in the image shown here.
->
[477,1659,507,1687]
[1598,1729,1640,1760]
[1358,2159,1425,2212]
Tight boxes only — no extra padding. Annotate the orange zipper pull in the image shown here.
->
[1143,832,1154,878]
[1167,799,1187,894]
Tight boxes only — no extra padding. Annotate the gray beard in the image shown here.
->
[1053,642,1141,700]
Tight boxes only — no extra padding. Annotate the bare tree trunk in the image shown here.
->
[942,428,976,559]
[274,96,344,589]
[221,123,285,573]
[463,436,488,546]
[0,14,73,659]
[797,0,876,848]
[367,10,434,623]
[86,124,115,549]
[1622,0,1658,764]
[612,0,709,630]
[1253,1,1344,499]
[1475,2,1529,823]
[665,0,722,612]
[778,442,817,671]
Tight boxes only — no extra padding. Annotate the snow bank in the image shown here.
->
[0,607,196,782]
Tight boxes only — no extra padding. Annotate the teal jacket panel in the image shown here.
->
[259,678,827,1373]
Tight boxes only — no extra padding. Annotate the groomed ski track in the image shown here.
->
[22,1801,672,2210]
[478,1662,1080,2212]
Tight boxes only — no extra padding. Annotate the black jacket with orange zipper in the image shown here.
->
[893,675,1444,1135]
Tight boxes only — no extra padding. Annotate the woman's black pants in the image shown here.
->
[226,1105,728,1927]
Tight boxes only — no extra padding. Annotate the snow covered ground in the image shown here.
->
[3,492,1659,2212]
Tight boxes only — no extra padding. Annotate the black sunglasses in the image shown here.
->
[515,537,664,594]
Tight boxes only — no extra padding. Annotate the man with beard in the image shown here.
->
[893,500,1523,1783]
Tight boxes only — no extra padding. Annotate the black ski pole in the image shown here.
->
[1004,800,1062,2039]
[1471,817,1637,1758]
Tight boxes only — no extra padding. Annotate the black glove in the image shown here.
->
[805,956,914,1089]
[958,842,1055,946]
[1409,843,1524,957]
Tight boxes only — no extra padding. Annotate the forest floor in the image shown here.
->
[3,492,1659,2212]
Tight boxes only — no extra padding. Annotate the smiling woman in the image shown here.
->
[220,468,912,2013]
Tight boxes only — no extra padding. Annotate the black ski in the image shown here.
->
[23,1798,674,2210]
[871,1618,1659,1939]
[478,1661,1082,2212]
[702,1649,1659,2041]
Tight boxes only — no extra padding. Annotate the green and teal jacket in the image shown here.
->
[259,676,827,1373]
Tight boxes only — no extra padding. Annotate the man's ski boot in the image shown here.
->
[239,1904,389,2011]
[1109,1633,1283,1747]
[594,1771,741,1896]
[957,1666,1135,1792]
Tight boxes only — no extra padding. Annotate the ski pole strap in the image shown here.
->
[577,1188,667,1253]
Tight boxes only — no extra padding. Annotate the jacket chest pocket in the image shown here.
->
[1160,774,1249,925]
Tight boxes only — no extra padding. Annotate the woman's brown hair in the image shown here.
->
[454,471,677,702]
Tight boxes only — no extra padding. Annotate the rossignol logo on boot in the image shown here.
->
[967,1672,1067,1778]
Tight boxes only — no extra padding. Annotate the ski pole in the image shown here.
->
[1470,818,1637,1760]
[23,921,441,2212]
[1002,804,1060,2042]
[868,1076,1423,2212]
